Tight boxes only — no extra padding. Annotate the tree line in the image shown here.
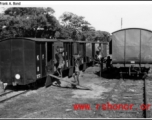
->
[0,7,111,42]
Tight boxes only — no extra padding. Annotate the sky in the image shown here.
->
[0,1,152,33]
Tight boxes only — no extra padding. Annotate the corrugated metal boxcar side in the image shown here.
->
[112,28,152,66]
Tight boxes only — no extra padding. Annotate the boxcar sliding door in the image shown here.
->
[35,43,41,79]
[68,42,74,77]
[36,42,46,79]
[78,43,86,64]
[41,43,46,77]
[63,42,70,69]
[86,42,92,63]
[69,42,74,67]
[47,42,54,73]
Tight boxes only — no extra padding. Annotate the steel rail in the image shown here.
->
[0,90,28,103]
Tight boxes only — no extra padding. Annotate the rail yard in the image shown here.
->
[0,65,152,118]
[0,6,152,119]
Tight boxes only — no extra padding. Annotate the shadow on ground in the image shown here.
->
[4,67,73,92]
[95,67,146,80]
[4,71,87,92]
[4,77,47,91]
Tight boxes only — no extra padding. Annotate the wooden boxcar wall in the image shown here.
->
[35,42,46,80]
[70,42,74,67]
[103,43,108,57]
[0,39,12,84]
[10,39,24,84]
[77,43,86,65]
[63,42,69,69]
[73,42,78,55]
[0,39,37,85]
[46,42,54,73]
[64,42,73,68]
[92,43,95,60]
[86,42,92,63]
[24,40,36,85]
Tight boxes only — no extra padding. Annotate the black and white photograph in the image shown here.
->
[0,1,152,118]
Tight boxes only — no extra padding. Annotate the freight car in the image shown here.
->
[0,38,108,88]
[109,28,152,77]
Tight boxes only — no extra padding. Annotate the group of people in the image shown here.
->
[52,45,112,89]
[54,46,80,88]
[95,46,112,69]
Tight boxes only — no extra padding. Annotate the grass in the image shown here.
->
[0,66,148,118]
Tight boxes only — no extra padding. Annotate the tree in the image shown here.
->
[4,7,55,17]
[55,26,72,39]
[83,30,96,41]
[0,8,111,42]
[59,12,93,40]
[94,30,111,42]
[0,7,59,39]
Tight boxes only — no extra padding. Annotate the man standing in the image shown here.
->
[72,53,81,88]
[97,46,102,60]
[96,46,105,76]
[55,46,65,77]
[105,56,112,69]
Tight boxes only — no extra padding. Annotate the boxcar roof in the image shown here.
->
[0,37,73,42]
[0,37,108,44]
[112,28,152,34]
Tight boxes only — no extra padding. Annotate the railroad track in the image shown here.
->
[0,90,13,97]
[94,77,123,117]
[0,90,28,103]
[144,77,152,118]
[95,75,152,118]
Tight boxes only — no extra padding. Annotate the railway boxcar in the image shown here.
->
[80,41,108,68]
[0,37,107,87]
[111,28,152,76]
[0,38,72,86]
[0,38,44,86]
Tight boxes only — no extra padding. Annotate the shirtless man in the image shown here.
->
[55,46,65,77]
[72,53,81,88]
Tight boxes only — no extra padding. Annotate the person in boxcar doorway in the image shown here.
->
[105,56,112,69]
[95,46,103,64]
[72,53,81,88]
[55,46,65,78]
[95,51,99,61]
[97,46,102,60]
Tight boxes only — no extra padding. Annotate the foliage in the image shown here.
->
[0,8,111,42]
[0,7,59,39]
[95,30,111,42]
[4,7,55,17]
[59,12,111,42]
[59,12,94,41]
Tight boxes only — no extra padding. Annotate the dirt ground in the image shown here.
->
[0,66,133,118]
